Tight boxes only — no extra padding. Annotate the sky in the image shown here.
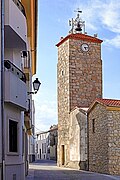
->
[33,0,120,132]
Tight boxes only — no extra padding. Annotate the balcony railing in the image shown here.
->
[4,60,26,83]
[21,51,30,69]
[12,0,26,16]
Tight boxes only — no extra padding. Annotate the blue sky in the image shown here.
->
[33,0,120,132]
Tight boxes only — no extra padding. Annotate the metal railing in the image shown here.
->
[4,60,26,83]
[21,51,30,69]
[12,0,26,17]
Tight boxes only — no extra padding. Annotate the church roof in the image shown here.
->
[88,98,120,113]
[96,98,120,107]
[56,33,103,47]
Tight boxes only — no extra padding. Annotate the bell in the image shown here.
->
[75,22,82,32]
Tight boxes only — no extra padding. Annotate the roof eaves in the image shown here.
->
[56,34,103,47]
[87,98,107,114]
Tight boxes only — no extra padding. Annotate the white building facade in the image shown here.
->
[36,125,58,161]
[0,0,38,179]
[36,132,50,160]
[28,100,36,163]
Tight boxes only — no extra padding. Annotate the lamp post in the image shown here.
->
[28,78,41,95]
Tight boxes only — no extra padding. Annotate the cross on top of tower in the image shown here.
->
[69,9,85,34]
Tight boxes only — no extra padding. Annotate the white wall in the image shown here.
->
[5,48,23,70]
[4,104,25,180]
[36,133,49,160]
[5,0,27,43]
[29,100,35,155]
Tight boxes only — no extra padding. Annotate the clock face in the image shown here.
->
[81,43,89,52]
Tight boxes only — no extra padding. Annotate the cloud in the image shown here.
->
[100,1,120,33]
[33,90,57,132]
[75,0,120,32]
[104,35,120,48]
[74,0,120,48]
[34,0,120,132]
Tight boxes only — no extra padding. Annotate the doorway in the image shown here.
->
[39,149,41,159]
[61,145,65,165]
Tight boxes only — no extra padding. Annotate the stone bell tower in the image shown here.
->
[56,10,103,167]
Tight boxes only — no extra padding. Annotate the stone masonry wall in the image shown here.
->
[57,35,102,168]
[69,39,102,110]
[88,104,120,175]
[88,103,109,174]
[107,111,120,175]
[57,39,70,166]
[69,108,88,170]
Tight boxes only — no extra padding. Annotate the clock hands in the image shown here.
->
[84,46,88,50]
[81,43,89,52]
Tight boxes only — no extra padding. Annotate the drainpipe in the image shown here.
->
[1,0,5,180]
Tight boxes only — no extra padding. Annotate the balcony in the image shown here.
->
[5,0,27,49]
[4,60,27,110]
[12,0,26,17]
[21,51,30,81]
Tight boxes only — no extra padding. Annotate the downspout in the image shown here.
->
[1,0,5,179]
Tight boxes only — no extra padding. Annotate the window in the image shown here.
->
[36,143,38,153]
[9,120,18,152]
[47,148,50,154]
[61,145,65,165]
[92,119,95,133]
[42,143,46,153]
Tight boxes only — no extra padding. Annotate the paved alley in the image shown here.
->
[26,160,120,180]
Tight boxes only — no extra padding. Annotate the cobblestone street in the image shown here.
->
[26,160,120,180]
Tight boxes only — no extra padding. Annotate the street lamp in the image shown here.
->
[28,78,41,95]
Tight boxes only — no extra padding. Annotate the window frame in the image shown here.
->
[42,143,46,153]
[92,119,95,133]
[8,119,19,155]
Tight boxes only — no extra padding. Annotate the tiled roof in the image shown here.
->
[96,98,120,107]
[87,98,120,113]
[56,33,103,47]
